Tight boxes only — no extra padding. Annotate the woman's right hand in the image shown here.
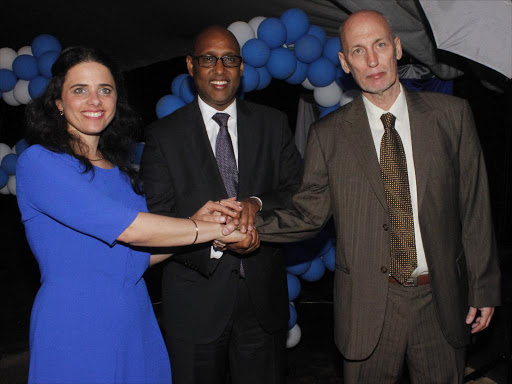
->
[191,197,242,225]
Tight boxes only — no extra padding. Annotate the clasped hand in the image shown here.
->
[191,197,261,254]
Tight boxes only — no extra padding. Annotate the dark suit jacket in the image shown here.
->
[257,89,501,360]
[140,98,303,343]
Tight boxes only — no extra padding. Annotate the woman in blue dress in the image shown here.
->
[17,47,245,384]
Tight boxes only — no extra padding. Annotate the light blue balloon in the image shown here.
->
[286,60,309,85]
[37,50,60,78]
[308,57,336,87]
[266,47,297,80]
[241,64,259,93]
[288,303,298,330]
[32,34,62,58]
[156,94,186,119]
[258,18,287,49]
[0,168,8,188]
[1,153,18,175]
[178,76,197,104]
[242,38,270,68]
[280,8,310,45]
[28,76,49,99]
[256,66,272,90]
[12,55,39,81]
[15,139,30,156]
[171,73,189,96]
[0,69,17,92]
[323,37,341,66]
[287,273,301,301]
[300,257,325,282]
[307,25,327,45]
[294,34,323,64]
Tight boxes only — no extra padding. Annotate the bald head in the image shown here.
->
[339,10,393,53]
[192,25,241,56]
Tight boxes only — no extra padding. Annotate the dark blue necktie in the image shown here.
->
[212,112,244,277]
[213,112,238,198]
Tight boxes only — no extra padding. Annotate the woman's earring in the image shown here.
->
[59,110,64,116]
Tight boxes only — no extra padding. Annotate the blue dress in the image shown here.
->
[16,145,172,384]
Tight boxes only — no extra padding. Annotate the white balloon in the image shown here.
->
[301,78,315,90]
[248,16,266,38]
[2,90,20,106]
[227,21,255,49]
[13,80,32,104]
[340,89,361,107]
[286,323,302,348]
[314,81,342,107]
[0,47,17,70]
[17,46,33,56]
[7,176,16,195]
[0,142,13,162]
[0,185,9,195]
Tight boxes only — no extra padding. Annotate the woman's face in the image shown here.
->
[55,61,117,140]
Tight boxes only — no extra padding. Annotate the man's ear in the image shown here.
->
[186,56,194,77]
[338,52,351,74]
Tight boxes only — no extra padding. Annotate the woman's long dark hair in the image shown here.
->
[25,47,143,194]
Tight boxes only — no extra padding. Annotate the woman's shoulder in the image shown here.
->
[17,145,76,174]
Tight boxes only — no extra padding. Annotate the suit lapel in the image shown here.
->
[186,100,228,198]
[405,90,433,212]
[236,100,255,198]
[340,97,388,212]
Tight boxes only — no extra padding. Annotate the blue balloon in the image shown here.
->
[12,55,39,81]
[301,257,325,282]
[32,34,62,58]
[156,94,186,119]
[0,168,8,189]
[307,25,327,45]
[319,104,340,118]
[1,153,18,175]
[130,142,145,165]
[308,57,336,87]
[322,246,336,272]
[287,259,312,275]
[323,37,341,66]
[0,69,17,92]
[288,303,297,330]
[294,34,323,64]
[256,66,271,90]
[287,273,301,301]
[37,50,60,78]
[242,38,270,68]
[258,18,287,49]
[178,76,197,104]
[171,73,189,96]
[266,47,297,80]
[241,64,259,93]
[286,60,309,85]
[280,8,310,45]
[28,76,50,99]
[15,139,30,156]
[336,66,359,90]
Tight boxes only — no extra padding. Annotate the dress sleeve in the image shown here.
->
[16,146,139,246]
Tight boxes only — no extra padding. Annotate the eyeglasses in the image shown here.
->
[192,55,243,68]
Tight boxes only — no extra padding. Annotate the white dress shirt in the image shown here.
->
[362,84,428,276]
[197,96,239,259]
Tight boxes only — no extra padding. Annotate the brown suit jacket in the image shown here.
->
[257,88,501,360]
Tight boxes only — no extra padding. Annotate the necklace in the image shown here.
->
[89,157,103,161]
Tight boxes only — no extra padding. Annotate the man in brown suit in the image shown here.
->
[254,10,501,384]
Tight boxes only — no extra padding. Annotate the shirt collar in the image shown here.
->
[197,96,237,123]
[362,83,407,124]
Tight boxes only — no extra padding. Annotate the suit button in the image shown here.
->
[231,269,239,275]
[383,224,389,231]
[381,266,388,274]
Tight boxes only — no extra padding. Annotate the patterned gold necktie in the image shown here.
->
[380,112,417,284]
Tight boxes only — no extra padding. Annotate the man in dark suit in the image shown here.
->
[140,25,302,384]
[255,10,501,383]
